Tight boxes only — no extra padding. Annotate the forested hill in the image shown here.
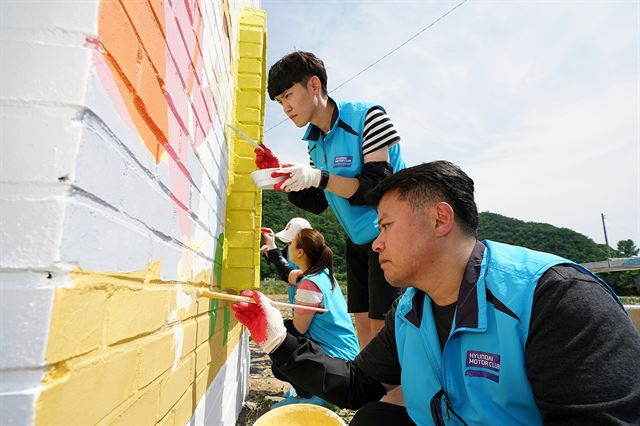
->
[260,191,609,278]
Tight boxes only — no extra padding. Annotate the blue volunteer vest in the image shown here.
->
[302,269,360,360]
[302,101,405,244]
[285,248,298,306]
[394,240,624,425]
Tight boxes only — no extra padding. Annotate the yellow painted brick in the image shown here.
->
[232,139,257,157]
[197,298,212,315]
[159,354,195,416]
[226,231,256,248]
[107,287,170,344]
[231,122,260,139]
[105,381,160,426]
[239,28,263,44]
[195,342,211,375]
[157,410,175,426]
[228,194,258,210]
[233,155,259,174]
[137,329,176,389]
[240,10,266,26]
[46,287,107,363]
[220,269,255,289]
[236,105,261,123]
[237,57,263,75]
[36,349,138,425]
[172,389,195,426]
[227,248,255,268]
[239,41,263,59]
[225,212,256,230]
[195,315,210,345]
[176,291,198,321]
[237,74,262,90]
[195,369,209,404]
[181,319,198,355]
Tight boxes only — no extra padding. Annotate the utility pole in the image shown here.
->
[601,213,611,267]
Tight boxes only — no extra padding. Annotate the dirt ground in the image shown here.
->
[235,295,356,425]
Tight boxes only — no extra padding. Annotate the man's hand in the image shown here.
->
[272,164,321,192]
[255,143,280,169]
[231,290,286,354]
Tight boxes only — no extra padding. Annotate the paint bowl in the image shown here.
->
[254,404,346,426]
[250,168,288,190]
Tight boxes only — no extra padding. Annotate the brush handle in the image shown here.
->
[199,290,328,313]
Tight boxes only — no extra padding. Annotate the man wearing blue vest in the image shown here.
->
[256,51,406,351]
[233,161,640,425]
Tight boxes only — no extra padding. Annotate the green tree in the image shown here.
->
[616,239,639,257]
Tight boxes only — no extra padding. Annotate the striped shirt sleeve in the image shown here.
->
[362,107,400,157]
[294,279,324,314]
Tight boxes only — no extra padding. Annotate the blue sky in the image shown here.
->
[260,0,639,249]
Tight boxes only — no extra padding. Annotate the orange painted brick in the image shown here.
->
[98,0,140,87]
[148,0,167,35]
[195,314,210,345]
[120,0,166,75]
[137,329,176,389]
[106,287,170,345]
[137,58,168,137]
[159,353,195,416]
[36,348,138,425]
[45,287,107,364]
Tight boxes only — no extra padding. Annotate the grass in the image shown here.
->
[620,296,640,305]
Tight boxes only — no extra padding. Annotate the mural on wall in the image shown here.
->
[0,0,264,425]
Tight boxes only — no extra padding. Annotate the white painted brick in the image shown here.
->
[0,392,36,426]
[0,198,66,269]
[1,40,90,105]
[1,0,99,35]
[0,286,53,369]
[84,71,159,174]
[60,199,152,272]
[0,105,81,183]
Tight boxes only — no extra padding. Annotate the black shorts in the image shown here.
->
[346,237,403,320]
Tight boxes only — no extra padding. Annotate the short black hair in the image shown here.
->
[267,51,328,100]
[368,161,479,236]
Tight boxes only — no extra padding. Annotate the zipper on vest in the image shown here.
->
[444,395,452,421]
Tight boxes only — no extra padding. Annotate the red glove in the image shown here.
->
[231,290,286,353]
[255,143,280,169]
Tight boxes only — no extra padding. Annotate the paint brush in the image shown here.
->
[226,124,265,152]
[196,289,328,313]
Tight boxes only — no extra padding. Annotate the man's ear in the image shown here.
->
[308,76,322,94]
[433,202,455,237]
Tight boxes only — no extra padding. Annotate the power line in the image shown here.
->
[264,0,468,134]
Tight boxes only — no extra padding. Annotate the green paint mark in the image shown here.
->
[209,299,218,340]
[213,233,224,287]
[223,304,230,345]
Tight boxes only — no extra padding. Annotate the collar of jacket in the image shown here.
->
[398,240,487,332]
[302,98,359,142]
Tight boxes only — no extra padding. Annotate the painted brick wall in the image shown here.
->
[0,1,265,425]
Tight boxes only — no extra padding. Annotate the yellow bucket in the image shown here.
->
[254,403,346,426]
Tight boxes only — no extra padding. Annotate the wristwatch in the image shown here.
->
[318,170,330,190]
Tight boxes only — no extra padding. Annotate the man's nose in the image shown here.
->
[372,234,383,253]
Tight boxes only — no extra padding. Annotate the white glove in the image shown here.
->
[231,291,287,354]
[274,164,321,192]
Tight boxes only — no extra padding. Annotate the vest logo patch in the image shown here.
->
[465,350,500,383]
[333,156,352,168]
